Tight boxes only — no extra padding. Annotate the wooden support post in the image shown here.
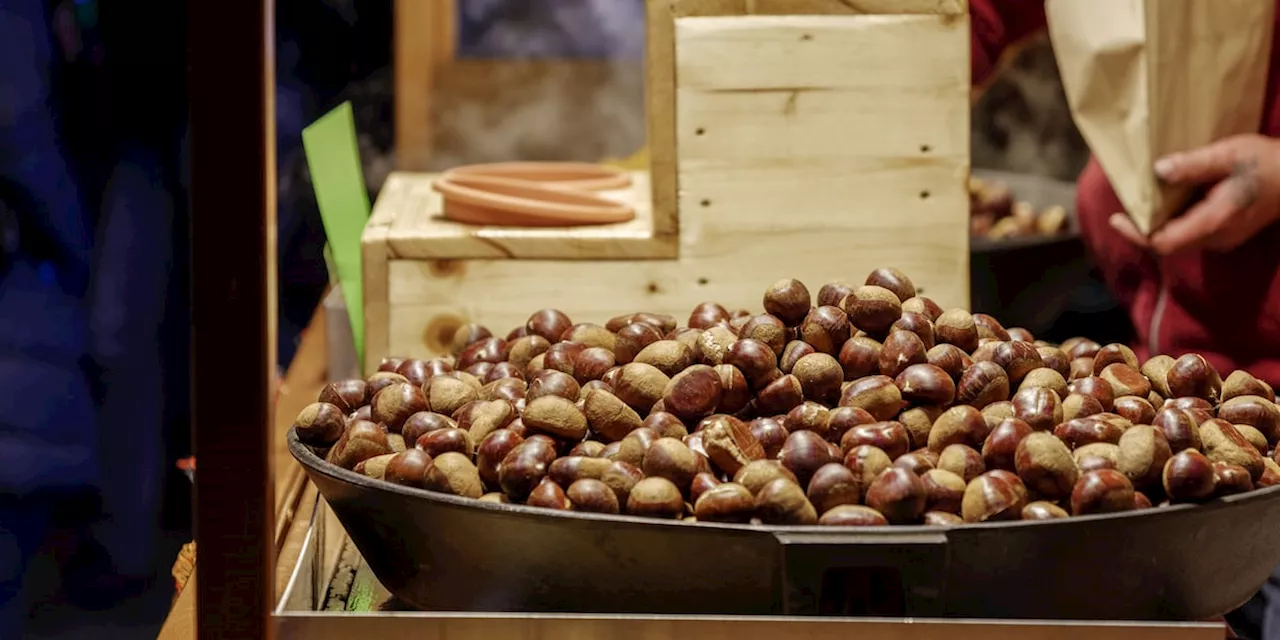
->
[395,0,458,172]
[189,0,277,637]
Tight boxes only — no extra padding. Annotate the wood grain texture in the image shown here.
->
[277,613,1220,640]
[646,0,680,240]
[672,0,967,16]
[367,3,970,363]
[394,0,456,171]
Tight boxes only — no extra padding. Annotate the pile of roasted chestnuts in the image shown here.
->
[969,176,1069,240]
[293,269,1280,527]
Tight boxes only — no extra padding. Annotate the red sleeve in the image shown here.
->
[971,0,1049,86]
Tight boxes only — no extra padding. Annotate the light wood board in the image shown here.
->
[366,3,971,363]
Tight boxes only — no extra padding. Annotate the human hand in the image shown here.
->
[1108,134,1280,255]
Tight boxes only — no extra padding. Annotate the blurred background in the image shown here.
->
[0,1,1114,637]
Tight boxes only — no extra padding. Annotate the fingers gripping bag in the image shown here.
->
[1046,0,1275,234]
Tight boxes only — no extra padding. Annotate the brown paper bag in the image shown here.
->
[1046,0,1275,234]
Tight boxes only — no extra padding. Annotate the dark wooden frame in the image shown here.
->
[189,0,277,637]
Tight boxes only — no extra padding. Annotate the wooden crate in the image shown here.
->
[362,0,972,373]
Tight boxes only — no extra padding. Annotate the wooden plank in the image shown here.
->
[381,244,967,361]
[377,171,668,260]
[394,0,456,172]
[672,0,967,16]
[363,183,395,375]
[675,90,967,159]
[646,0,680,241]
[157,568,197,640]
[675,16,966,91]
[189,0,275,637]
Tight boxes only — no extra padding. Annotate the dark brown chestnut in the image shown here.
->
[865,467,927,524]
[384,449,433,489]
[755,478,818,524]
[294,402,347,446]
[567,478,621,513]
[702,414,765,475]
[921,469,966,514]
[837,336,881,381]
[780,429,838,487]
[625,477,684,518]
[415,427,474,459]
[497,438,558,501]
[1011,387,1062,432]
[799,306,851,355]
[476,429,525,487]
[890,311,935,350]
[660,364,723,422]
[938,444,986,483]
[1218,395,1280,445]
[792,353,844,405]
[423,452,483,499]
[840,421,910,460]
[1092,343,1139,375]
[694,482,756,523]
[526,477,572,510]
[1070,469,1135,515]
[972,313,1011,342]
[928,405,989,452]
[600,460,645,506]
[1021,501,1069,520]
[1166,353,1222,402]
[806,462,862,513]
[757,374,806,415]
[843,445,893,495]
[371,382,429,433]
[878,330,927,379]
[820,505,890,526]
[1222,370,1276,403]
[902,296,944,322]
[956,361,1010,409]
[926,344,970,381]
[865,267,916,302]
[319,379,370,414]
[1014,432,1078,499]
[935,309,979,353]
[981,417,1033,471]
[839,375,904,421]
[739,314,788,356]
[839,285,903,339]
[1036,347,1071,379]
[893,451,936,476]
[895,363,956,406]
[763,279,812,327]
[817,282,857,309]
[1213,462,1255,497]
[961,471,1027,522]
[1053,417,1124,450]
[749,416,790,459]
[922,511,964,526]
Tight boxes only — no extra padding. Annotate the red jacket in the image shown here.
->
[972,0,1280,387]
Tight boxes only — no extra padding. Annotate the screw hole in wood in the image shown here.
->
[701,199,711,207]
[919,190,930,200]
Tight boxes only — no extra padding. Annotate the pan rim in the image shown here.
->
[289,427,1280,535]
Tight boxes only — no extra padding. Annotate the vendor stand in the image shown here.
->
[170,0,1278,637]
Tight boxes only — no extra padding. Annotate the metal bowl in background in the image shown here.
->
[968,170,1099,340]
[290,429,1280,621]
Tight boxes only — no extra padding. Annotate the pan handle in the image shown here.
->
[774,531,949,617]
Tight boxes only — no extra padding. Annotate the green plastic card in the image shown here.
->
[302,102,370,366]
